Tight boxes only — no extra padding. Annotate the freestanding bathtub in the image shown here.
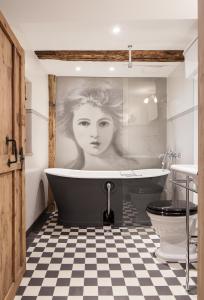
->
[45,168,170,226]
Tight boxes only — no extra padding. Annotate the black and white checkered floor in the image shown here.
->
[15,212,197,300]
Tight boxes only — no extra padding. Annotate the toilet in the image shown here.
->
[146,200,197,262]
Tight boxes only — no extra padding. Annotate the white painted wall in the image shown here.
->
[25,50,49,230]
[193,79,198,164]
[166,63,198,201]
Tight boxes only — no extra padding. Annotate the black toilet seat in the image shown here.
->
[146,200,197,216]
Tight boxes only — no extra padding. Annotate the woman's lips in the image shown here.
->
[90,141,100,147]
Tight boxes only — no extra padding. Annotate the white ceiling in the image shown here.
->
[0,0,198,77]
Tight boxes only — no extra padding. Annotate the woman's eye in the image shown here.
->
[78,121,90,127]
[99,121,110,128]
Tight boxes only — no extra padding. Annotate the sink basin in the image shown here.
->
[171,164,198,178]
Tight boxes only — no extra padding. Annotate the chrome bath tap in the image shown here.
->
[161,149,181,169]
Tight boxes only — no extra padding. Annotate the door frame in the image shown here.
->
[198,0,204,298]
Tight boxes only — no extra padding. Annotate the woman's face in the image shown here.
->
[72,103,115,156]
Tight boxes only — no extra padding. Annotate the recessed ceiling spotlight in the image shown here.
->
[154,96,158,103]
[112,26,121,34]
[144,98,149,104]
[75,66,81,72]
[109,66,115,72]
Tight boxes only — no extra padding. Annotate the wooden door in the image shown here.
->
[0,11,26,300]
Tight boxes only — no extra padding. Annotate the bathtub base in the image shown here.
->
[47,175,123,227]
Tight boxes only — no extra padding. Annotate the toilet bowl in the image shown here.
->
[146,200,197,262]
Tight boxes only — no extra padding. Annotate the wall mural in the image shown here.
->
[56,77,166,170]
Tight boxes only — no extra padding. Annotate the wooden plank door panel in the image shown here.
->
[0,173,14,300]
[14,170,23,280]
[14,48,26,280]
[0,10,26,300]
[0,26,13,171]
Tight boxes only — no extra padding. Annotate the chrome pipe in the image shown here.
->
[128,45,132,68]
[106,182,112,215]
[170,180,197,194]
[171,179,193,183]
[172,170,177,204]
[186,175,190,291]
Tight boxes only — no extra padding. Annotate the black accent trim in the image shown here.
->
[146,200,198,217]
[6,136,18,166]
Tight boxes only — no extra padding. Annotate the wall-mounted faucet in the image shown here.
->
[161,149,181,169]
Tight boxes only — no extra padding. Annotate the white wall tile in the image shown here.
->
[167,63,194,119]
[167,64,197,202]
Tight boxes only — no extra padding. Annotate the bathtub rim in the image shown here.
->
[44,168,170,179]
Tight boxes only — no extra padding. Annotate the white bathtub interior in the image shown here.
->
[45,168,170,178]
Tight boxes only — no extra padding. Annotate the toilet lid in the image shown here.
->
[146,200,197,216]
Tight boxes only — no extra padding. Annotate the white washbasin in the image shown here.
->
[171,164,198,178]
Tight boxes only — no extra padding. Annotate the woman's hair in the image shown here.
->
[57,86,123,169]
[57,86,123,139]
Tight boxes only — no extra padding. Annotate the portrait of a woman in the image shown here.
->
[57,82,138,170]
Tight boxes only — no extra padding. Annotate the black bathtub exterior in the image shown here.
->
[47,175,123,226]
[46,170,168,227]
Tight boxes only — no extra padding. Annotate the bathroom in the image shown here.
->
[0,0,203,299]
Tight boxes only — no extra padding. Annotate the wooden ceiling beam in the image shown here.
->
[35,50,184,62]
